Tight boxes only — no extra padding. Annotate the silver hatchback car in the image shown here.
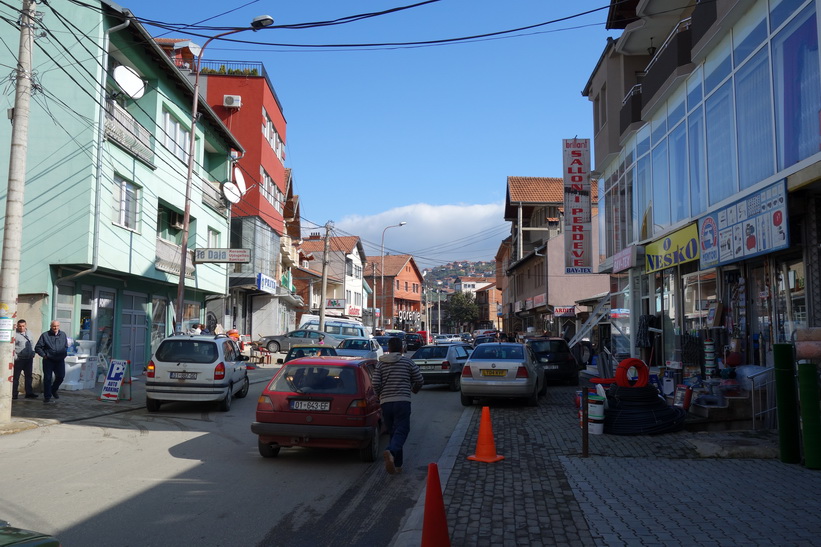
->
[146,334,251,412]
[459,342,545,406]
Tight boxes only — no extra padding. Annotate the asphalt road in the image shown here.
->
[0,373,464,547]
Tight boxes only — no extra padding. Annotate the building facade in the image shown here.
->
[584,0,820,370]
[366,255,424,331]
[301,234,367,322]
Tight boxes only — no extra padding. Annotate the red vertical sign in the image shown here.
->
[563,139,592,274]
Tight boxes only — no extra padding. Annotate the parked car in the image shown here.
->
[0,520,60,546]
[384,329,407,353]
[258,329,343,353]
[434,333,461,345]
[473,334,499,347]
[459,342,545,407]
[411,343,471,391]
[374,336,392,353]
[459,332,473,343]
[405,333,424,351]
[526,337,581,385]
[279,345,338,364]
[300,316,369,339]
[145,334,251,412]
[251,356,382,462]
[335,337,384,359]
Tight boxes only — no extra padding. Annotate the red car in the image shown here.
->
[251,356,382,461]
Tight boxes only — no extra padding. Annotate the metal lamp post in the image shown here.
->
[174,15,274,334]
[379,222,406,330]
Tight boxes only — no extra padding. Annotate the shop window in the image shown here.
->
[774,259,806,342]
[96,289,115,356]
[682,270,717,332]
[55,284,74,333]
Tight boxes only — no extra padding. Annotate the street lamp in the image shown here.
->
[174,15,274,334]
[379,221,406,330]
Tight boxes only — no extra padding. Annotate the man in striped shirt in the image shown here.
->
[373,336,423,475]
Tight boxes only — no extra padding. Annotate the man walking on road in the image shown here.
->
[12,319,37,399]
[373,336,423,475]
[35,320,68,404]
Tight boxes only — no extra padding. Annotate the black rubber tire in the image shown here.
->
[219,385,232,412]
[266,341,280,353]
[236,375,250,398]
[146,398,161,412]
[526,388,539,407]
[258,439,281,458]
[359,426,380,462]
[460,392,472,406]
[449,375,461,392]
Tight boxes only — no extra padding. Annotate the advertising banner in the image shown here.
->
[562,138,593,274]
[256,273,277,295]
[645,223,700,273]
[698,179,789,269]
[553,306,576,317]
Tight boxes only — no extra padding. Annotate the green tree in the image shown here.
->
[446,291,478,331]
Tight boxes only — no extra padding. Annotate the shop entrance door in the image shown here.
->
[120,293,148,373]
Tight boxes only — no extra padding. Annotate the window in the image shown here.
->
[114,175,139,230]
[736,48,775,188]
[161,110,190,163]
[705,80,737,205]
[405,281,409,291]
[207,228,220,248]
[262,108,285,162]
[395,280,399,290]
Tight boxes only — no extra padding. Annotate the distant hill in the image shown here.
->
[422,260,496,290]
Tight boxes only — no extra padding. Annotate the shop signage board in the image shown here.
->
[554,306,576,317]
[194,248,251,263]
[256,273,277,294]
[326,298,346,309]
[645,223,700,273]
[698,179,789,269]
[533,294,546,307]
[612,245,640,273]
[100,358,130,402]
[562,138,593,274]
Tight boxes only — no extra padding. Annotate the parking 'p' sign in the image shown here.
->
[100,358,130,402]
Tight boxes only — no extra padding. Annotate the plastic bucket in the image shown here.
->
[588,395,605,420]
[589,418,604,435]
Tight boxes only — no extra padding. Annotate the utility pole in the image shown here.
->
[0,0,35,424]
[318,221,332,332]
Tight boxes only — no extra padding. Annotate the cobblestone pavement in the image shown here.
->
[394,384,821,547]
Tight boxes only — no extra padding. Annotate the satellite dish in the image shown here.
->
[234,166,247,194]
[222,182,241,204]
[113,65,145,100]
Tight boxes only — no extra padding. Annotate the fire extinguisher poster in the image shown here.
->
[698,179,789,269]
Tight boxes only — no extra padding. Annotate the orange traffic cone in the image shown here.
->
[421,463,450,547]
[467,406,505,463]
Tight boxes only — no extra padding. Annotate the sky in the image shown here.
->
[133,0,619,269]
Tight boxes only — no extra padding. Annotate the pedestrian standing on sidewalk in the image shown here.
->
[12,319,37,400]
[373,336,423,475]
[34,320,68,404]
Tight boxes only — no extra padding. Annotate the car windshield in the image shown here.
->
[340,339,369,350]
[413,346,448,359]
[529,340,569,354]
[270,365,358,394]
[471,345,524,360]
[155,340,218,363]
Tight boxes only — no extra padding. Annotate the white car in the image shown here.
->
[434,334,461,345]
[334,337,384,359]
[145,334,251,412]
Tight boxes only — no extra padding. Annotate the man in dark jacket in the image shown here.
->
[372,336,423,475]
[35,320,69,404]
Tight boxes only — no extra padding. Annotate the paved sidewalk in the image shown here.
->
[394,385,821,547]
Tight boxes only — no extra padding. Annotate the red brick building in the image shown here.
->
[365,255,424,331]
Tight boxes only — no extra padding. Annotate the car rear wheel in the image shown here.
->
[359,426,380,462]
[219,386,232,412]
[460,392,472,406]
[538,378,548,396]
[526,387,539,407]
[146,398,161,412]
[449,375,461,392]
[258,439,281,458]
[266,341,280,353]
[236,375,250,398]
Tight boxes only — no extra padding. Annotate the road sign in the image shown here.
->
[100,358,130,402]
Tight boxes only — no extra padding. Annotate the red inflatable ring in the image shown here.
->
[615,358,649,387]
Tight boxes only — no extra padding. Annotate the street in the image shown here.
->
[0,374,465,546]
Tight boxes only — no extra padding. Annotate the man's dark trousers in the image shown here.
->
[42,358,65,399]
[13,357,34,397]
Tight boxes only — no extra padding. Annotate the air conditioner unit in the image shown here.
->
[223,94,242,108]
[169,212,184,230]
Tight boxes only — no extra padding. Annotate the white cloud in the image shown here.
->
[332,202,508,269]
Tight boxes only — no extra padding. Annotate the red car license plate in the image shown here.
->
[291,400,330,411]
[170,372,197,379]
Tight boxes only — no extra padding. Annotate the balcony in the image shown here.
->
[690,0,717,49]
[641,19,693,113]
[155,237,194,278]
[197,175,227,214]
[620,84,643,136]
[104,100,154,165]
[280,235,296,267]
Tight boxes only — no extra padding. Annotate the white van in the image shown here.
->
[299,314,369,339]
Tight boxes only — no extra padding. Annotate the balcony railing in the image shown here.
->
[620,84,643,136]
[155,237,194,278]
[691,0,718,48]
[104,100,154,164]
[197,174,227,214]
[642,19,693,108]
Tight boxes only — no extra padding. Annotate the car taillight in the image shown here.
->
[462,365,471,377]
[214,362,226,380]
[516,366,529,378]
[256,395,274,411]
[348,399,367,415]
[441,360,450,370]
[146,360,155,378]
